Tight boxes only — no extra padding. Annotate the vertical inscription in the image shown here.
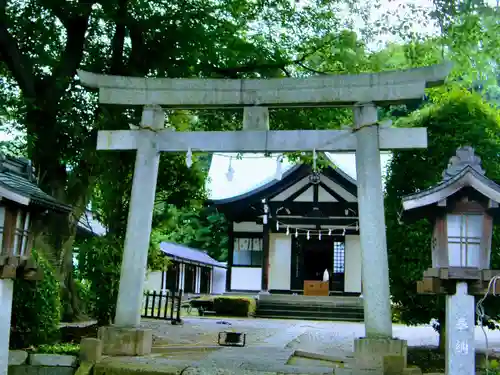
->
[446,282,475,375]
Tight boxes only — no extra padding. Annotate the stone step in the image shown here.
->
[256,297,364,322]
[254,314,364,322]
[256,305,362,310]
[257,308,363,318]
[258,299,363,308]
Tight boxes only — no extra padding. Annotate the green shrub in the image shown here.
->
[78,236,122,325]
[190,299,214,311]
[31,343,80,356]
[10,249,62,349]
[213,297,256,317]
[392,303,403,323]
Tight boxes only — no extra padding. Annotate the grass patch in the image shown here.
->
[407,347,444,373]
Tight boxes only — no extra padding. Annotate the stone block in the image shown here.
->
[8,365,75,375]
[79,338,102,363]
[334,369,353,375]
[9,350,28,365]
[383,355,405,375]
[28,354,78,367]
[74,362,94,375]
[402,367,422,375]
[354,337,407,369]
[98,326,152,356]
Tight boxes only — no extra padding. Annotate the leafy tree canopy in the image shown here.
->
[385,87,500,331]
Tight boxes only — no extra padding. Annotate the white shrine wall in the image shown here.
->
[230,267,262,291]
[344,235,362,293]
[269,233,292,290]
[233,221,263,232]
[144,271,163,292]
[212,267,227,294]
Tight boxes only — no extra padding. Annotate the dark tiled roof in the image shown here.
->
[402,166,500,208]
[160,241,226,268]
[0,154,71,213]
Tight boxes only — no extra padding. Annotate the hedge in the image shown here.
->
[213,297,256,317]
[10,249,62,349]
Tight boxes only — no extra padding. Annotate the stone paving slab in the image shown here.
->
[96,355,335,374]
[136,317,500,374]
[205,346,294,365]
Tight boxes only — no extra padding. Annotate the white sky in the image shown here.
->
[207,153,393,200]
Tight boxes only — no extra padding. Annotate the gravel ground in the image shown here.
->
[119,318,500,373]
[141,317,302,347]
[142,317,500,354]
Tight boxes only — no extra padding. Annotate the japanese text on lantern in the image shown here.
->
[455,317,468,331]
[455,340,469,355]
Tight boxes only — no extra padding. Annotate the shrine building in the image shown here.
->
[208,153,369,296]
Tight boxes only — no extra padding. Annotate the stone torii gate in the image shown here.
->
[78,64,451,358]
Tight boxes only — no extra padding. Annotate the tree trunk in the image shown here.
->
[26,105,94,322]
[32,199,89,321]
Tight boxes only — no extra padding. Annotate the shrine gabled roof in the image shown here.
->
[0,155,71,213]
[208,157,357,210]
[402,165,500,212]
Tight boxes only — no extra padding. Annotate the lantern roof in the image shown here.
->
[402,147,500,217]
[0,153,71,213]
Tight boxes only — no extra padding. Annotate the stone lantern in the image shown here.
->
[401,146,500,375]
[0,154,71,374]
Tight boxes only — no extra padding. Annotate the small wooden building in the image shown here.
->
[144,241,227,295]
[209,158,362,296]
[0,154,71,256]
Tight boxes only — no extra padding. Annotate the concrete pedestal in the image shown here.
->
[0,279,14,375]
[114,106,164,327]
[98,326,153,356]
[445,282,475,375]
[354,103,392,338]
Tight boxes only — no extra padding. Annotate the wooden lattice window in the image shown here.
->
[333,241,345,273]
[0,206,31,257]
[447,214,482,267]
[233,237,263,266]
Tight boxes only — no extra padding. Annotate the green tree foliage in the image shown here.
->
[385,88,500,342]
[153,206,229,262]
[0,0,350,320]
[77,236,123,325]
[10,250,61,348]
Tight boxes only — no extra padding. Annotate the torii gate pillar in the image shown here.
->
[354,103,392,338]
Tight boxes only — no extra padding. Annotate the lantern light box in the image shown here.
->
[401,146,500,294]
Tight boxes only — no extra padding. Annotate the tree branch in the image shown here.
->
[44,0,96,100]
[127,20,147,75]
[295,61,329,75]
[109,0,128,75]
[207,36,340,78]
[0,0,36,97]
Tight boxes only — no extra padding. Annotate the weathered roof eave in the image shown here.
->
[207,164,305,206]
[402,166,500,211]
[0,181,71,214]
[208,155,358,209]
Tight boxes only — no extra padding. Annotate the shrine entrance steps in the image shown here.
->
[255,294,364,322]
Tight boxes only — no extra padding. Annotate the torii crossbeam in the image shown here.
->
[78,64,451,346]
